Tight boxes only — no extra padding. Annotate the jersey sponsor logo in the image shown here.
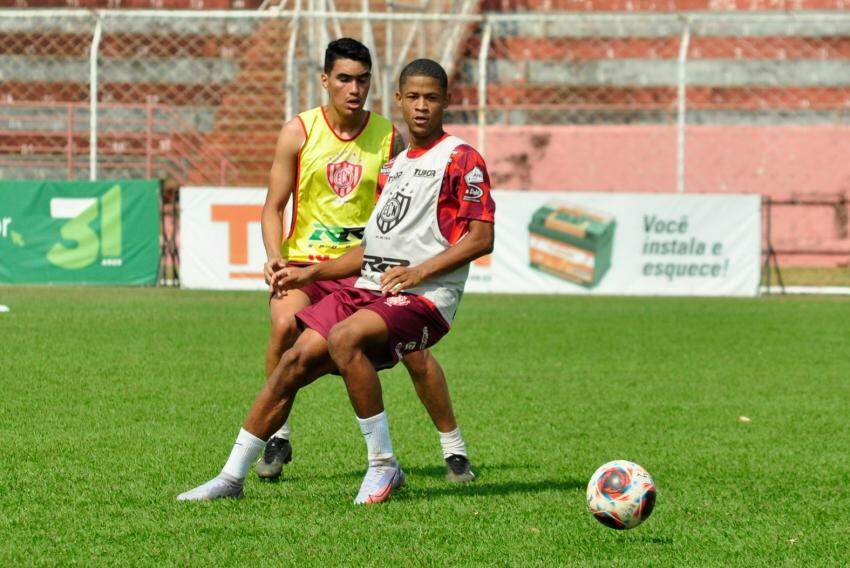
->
[414,168,437,178]
[385,295,410,307]
[377,191,411,233]
[326,160,363,198]
[362,254,410,273]
[308,224,365,244]
[463,185,484,202]
[464,166,485,185]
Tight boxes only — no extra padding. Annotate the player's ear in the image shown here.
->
[443,89,452,107]
[394,90,402,105]
[321,73,329,91]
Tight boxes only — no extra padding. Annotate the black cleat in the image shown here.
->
[445,454,476,483]
[255,436,292,480]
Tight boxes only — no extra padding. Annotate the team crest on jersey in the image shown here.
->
[326,160,363,198]
[377,191,411,233]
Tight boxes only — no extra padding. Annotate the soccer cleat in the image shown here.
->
[354,459,405,505]
[176,473,244,501]
[255,436,292,480]
[444,454,476,483]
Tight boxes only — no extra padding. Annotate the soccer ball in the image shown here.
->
[586,460,656,530]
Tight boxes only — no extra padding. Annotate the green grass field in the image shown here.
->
[2,287,849,565]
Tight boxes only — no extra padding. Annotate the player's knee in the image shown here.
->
[271,346,310,392]
[327,323,363,365]
[271,313,299,344]
[402,349,430,380]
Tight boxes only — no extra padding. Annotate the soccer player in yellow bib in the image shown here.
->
[256,38,474,483]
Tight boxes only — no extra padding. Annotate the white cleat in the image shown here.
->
[176,473,244,501]
[354,459,405,505]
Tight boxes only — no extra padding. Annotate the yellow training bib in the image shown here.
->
[282,106,394,263]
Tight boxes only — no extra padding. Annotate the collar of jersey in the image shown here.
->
[406,131,449,159]
[321,106,371,142]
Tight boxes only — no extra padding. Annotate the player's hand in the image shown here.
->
[380,266,425,295]
[264,258,285,285]
[271,265,314,297]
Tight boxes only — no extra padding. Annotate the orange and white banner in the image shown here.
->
[180,187,760,296]
[180,187,288,291]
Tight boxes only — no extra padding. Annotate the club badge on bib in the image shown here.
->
[326,160,363,198]
[377,192,412,234]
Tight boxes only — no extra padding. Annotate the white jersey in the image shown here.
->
[355,135,469,323]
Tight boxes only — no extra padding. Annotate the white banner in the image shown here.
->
[180,188,760,296]
[466,191,761,297]
[180,187,285,291]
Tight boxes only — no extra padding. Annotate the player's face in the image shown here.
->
[321,59,371,117]
[396,75,450,141]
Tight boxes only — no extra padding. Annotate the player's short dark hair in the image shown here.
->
[398,58,448,94]
[324,38,372,74]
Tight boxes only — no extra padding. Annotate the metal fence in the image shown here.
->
[2,8,850,200]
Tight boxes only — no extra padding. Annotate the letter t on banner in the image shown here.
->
[211,205,263,265]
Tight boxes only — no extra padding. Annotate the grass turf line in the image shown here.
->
[1,287,848,565]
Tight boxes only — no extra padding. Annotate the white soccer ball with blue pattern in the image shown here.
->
[586,460,656,530]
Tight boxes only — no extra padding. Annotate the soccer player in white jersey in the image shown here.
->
[176,59,494,504]
[257,38,474,484]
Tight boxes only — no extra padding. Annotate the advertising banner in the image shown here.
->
[0,180,160,285]
[467,191,761,297]
[180,187,288,291]
[179,188,760,297]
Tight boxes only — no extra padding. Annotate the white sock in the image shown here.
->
[221,428,265,481]
[439,427,467,459]
[273,419,291,440]
[357,411,394,465]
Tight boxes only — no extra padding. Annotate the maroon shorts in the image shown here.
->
[299,276,359,305]
[268,262,357,305]
[295,284,451,370]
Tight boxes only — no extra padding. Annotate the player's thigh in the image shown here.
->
[327,308,390,355]
[269,289,311,333]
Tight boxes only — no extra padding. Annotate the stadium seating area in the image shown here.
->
[3,1,849,181]
[459,1,850,124]
[0,1,456,184]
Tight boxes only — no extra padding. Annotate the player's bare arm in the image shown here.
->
[271,245,365,293]
[380,220,494,295]
[262,118,306,284]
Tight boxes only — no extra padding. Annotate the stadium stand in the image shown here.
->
[459,1,850,126]
[0,1,462,184]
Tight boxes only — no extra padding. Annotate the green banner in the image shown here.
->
[0,180,160,285]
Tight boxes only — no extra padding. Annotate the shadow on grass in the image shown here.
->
[304,462,551,483]
[627,536,672,545]
[403,462,535,480]
[397,478,585,501]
